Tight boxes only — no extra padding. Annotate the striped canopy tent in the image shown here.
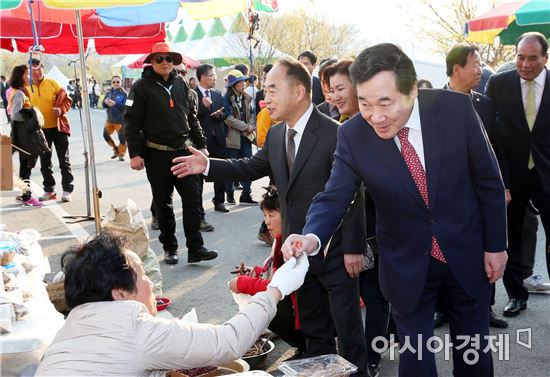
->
[2,0,278,231]
[466,0,550,45]
[1,0,277,26]
[169,13,284,67]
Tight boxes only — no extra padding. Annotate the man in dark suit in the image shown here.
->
[195,64,229,213]
[486,32,550,317]
[0,75,10,123]
[283,44,508,376]
[172,58,368,374]
[298,50,325,105]
[436,43,509,329]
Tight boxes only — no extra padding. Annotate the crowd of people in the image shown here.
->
[3,31,549,377]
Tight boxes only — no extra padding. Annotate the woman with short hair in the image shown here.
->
[36,230,308,376]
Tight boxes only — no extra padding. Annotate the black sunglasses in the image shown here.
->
[154,55,174,64]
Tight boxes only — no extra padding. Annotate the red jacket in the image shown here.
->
[54,88,72,135]
[236,235,300,329]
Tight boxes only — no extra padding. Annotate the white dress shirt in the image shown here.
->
[204,104,314,177]
[394,98,425,169]
[197,84,209,98]
[285,103,314,157]
[520,68,546,115]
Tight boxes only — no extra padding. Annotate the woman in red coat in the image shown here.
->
[229,186,306,356]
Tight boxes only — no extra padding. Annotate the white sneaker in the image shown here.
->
[39,191,57,201]
[523,274,550,291]
[61,191,72,202]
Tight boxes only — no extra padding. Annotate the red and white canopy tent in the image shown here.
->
[2,0,278,231]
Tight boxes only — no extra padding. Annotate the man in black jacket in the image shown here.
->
[436,43,509,329]
[298,51,325,106]
[1,75,10,123]
[487,32,550,317]
[125,42,217,265]
[172,59,368,374]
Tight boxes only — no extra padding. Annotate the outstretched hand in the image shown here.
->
[171,146,208,178]
[281,234,319,261]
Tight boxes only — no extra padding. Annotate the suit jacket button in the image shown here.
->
[430,219,435,224]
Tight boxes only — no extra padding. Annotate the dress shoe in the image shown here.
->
[503,298,527,317]
[239,195,258,206]
[164,251,178,265]
[226,194,236,205]
[433,311,446,328]
[489,307,508,328]
[188,247,218,263]
[214,204,229,213]
[199,220,215,232]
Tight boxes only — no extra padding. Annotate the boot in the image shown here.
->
[106,139,118,159]
[118,144,127,157]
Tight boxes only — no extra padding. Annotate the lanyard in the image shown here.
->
[156,82,174,108]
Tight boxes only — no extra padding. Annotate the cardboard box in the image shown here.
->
[0,135,13,191]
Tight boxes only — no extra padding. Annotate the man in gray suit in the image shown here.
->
[172,58,368,374]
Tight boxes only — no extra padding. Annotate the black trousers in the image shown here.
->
[360,255,390,366]
[504,168,550,300]
[296,265,367,375]
[3,99,10,123]
[40,128,74,193]
[268,296,306,352]
[145,148,204,253]
[16,151,37,199]
[521,207,539,279]
[206,141,227,205]
[392,258,493,377]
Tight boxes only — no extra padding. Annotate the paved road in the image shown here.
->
[1,107,548,376]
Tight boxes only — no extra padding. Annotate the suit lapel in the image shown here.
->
[419,95,443,212]
[533,68,550,133]
[271,123,289,190]
[368,123,426,210]
[288,110,320,188]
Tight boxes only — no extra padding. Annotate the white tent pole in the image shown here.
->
[75,9,101,233]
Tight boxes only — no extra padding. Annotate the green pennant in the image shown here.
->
[229,13,248,33]
[173,26,189,43]
[208,18,227,37]
[190,23,206,41]
[253,0,278,12]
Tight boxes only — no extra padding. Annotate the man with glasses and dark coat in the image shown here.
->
[125,42,218,265]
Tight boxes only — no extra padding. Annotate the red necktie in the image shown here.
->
[398,127,446,263]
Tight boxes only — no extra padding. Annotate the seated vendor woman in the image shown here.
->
[36,230,308,376]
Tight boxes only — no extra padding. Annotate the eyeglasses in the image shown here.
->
[112,81,121,84]
[154,55,174,64]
